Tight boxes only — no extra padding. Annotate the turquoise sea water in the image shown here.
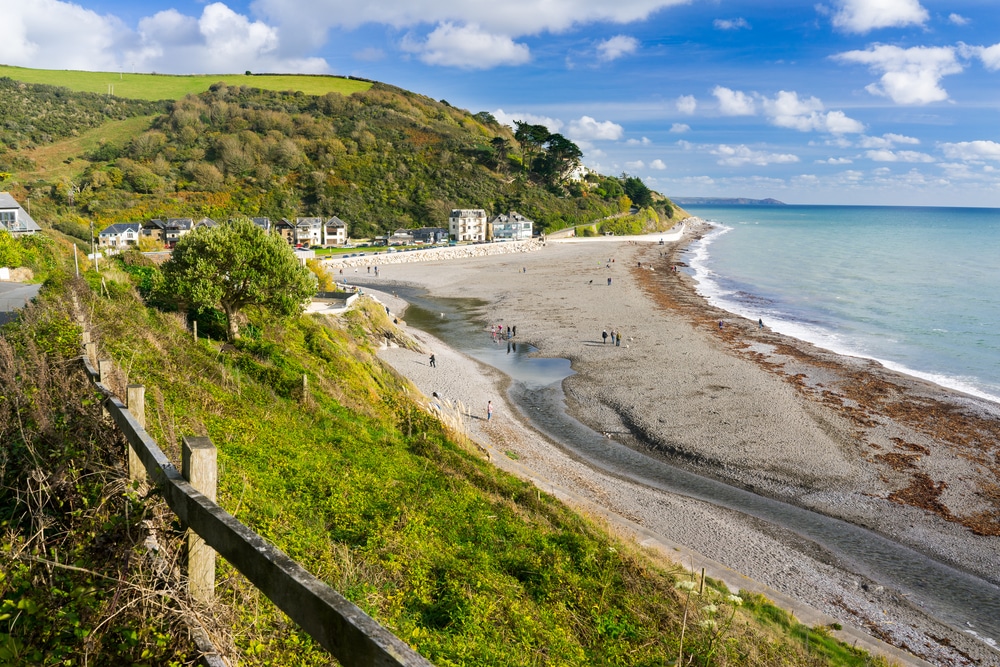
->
[684,205,1000,404]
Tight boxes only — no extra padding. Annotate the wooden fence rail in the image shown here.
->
[81,338,432,667]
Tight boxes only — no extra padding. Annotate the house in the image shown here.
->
[324,216,348,246]
[144,218,194,248]
[274,219,297,245]
[295,217,324,247]
[0,193,41,237]
[448,209,487,242]
[98,222,141,251]
[142,219,166,245]
[194,217,219,230]
[489,211,534,241]
[251,217,271,234]
[388,229,415,246]
[412,227,449,244]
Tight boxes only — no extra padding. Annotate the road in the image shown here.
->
[0,281,41,325]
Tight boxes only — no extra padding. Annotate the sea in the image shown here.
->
[683,205,1000,405]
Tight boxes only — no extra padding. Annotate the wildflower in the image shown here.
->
[699,619,718,630]
[701,604,718,615]
[726,594,744,606]
[675,580,697,591]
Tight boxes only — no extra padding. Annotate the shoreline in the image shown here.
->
[685,220,1000,408]
[360,226,1000,666]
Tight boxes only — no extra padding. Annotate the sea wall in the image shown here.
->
[324,240,543,268]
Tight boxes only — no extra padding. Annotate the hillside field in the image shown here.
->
[0,64,371,100]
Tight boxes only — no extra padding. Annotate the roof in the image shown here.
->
[450,209,487,217]
[489,211,534,224]
[325,216,347,227]
[0,192,42,233]
[99,222,141,236]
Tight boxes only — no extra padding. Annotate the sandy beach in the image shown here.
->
[343,222,1000,667]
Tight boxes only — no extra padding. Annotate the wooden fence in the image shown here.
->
[81,332,432,667]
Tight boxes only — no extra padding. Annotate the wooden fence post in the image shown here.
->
[84,341,96,365]
[126,385,146,485]
[193,320,197,343]
[182,436,217,603]
[98,359,112,386]
[98,360,112,418]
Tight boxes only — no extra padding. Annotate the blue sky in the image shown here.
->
[3,0,1000,206]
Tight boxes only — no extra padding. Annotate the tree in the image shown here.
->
[163,217,316,340]
[0,230,22,268]
[621,174,653,208]
[535,133,582,185]
[513,121,550,175]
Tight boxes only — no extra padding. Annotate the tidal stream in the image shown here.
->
[367,282,1000,649]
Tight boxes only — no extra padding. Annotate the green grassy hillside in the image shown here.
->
[1,68,679,240]
[0,249,892,666]
[0,64,370,100]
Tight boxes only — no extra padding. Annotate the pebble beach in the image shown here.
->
[330,223,1000,667]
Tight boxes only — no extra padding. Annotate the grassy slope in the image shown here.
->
[68,260,887,667]
[20,115,157,182]
[0,64,370,101]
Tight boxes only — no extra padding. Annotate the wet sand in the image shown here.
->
[359,223,1000,666]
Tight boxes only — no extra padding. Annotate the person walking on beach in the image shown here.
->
[758,318,764,329]
[429,354,436,368]
[608,277,612,286]
[512,325,517,337]
[487,400,493,421]
[602,329,608,344]
[615,329,622,347]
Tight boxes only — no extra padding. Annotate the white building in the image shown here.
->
[98,222,141,251]
[0,193,41,237]
[489,211,533,241]
[449,209,487,242]
[324,216,348,246]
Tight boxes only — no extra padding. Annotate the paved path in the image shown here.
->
[0,282,41,325]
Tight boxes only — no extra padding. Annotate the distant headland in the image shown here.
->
[670,197,787,206]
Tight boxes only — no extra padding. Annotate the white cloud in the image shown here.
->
[714,18,750,30]
[963,43,1000,71]
[834,44,962,104]
[948,13,969,26]
[818,157,854,164]
[567,116,625,141]
[131,3,328,73]
[597,35,638,61]
[939,141,1000,161]
[650,159,667,169]
[626,160,646,170]
[858,133,920,148]
[676,95,697,115]
[0,0,126,71]
[669,123,690,133]
[405,22,530,68]
[713,86,756,116]
[252,0,692,53]
[760,91,864,134]
[712,144,799,167]
[491,109,564,133]
[830,0,928,34]
[865,149,934,162]
[626,137,652,145]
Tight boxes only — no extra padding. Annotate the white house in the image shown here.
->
[0,193,41,237]
[449,209,487,242]
[98,222,141,251]
[324,216,348,246]
[295,217,324,247]
[489,211,533,241]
